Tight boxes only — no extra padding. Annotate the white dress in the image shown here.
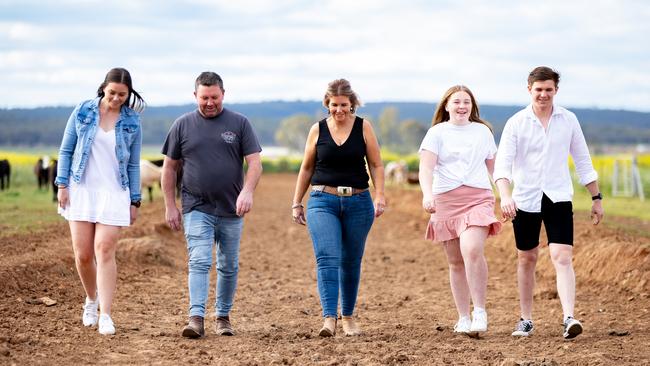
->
[58,128,131,226]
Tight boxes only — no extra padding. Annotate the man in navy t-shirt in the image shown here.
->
[161,71,262,338]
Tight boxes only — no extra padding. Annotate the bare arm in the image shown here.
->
[485,157,495,179]
[162,157,182,230]
[419,150,437,213]
[291,123,319,225]
[495,178,516,221]
[236,152,263,217]
[363,119,386,217]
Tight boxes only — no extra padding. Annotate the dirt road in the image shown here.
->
[1,174,649,365]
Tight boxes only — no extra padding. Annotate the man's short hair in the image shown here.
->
[195,72,224,91]
[528,66,560,87]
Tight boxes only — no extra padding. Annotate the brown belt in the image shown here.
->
[312,185,368,197]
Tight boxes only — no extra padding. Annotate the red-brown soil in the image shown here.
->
[1,174,649,365]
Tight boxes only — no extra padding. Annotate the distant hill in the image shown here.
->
[0,101,648,148]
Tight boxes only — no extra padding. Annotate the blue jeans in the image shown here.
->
[183,210,243,318]
[306,190,375,317]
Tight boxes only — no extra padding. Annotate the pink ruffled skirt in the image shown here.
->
[425,185,501,243]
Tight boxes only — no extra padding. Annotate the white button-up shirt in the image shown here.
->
[494,104,598,213]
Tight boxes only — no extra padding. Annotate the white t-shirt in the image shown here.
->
[419,122,497,194]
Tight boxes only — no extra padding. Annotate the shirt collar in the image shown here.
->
[525,104,562,120]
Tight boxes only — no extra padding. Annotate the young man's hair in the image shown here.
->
[527,66,560,87]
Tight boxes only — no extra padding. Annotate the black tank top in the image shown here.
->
[310,116,370,189]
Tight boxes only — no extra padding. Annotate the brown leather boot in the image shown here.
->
[182,316,205,338]
[341,316,362,336]
[318,316,337,337]
[215,316,235,336]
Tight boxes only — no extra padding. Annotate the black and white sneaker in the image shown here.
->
[563,317,583,339]
[512,318,534,337]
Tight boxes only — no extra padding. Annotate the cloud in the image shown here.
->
[0,0,648,111]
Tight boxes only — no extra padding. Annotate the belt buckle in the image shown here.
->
[337,186,353,196]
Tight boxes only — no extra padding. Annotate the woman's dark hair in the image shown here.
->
[97,68,146,112]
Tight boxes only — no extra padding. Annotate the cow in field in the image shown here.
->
[0,159,10,191]
[150,158,182,199]
[49,159,58,201]
[140,160,162,203]
[385,160,408,185]
[34,156,51,190]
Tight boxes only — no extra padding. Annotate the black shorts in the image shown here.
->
[512,194,573,251]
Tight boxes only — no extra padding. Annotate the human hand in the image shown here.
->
[165,205,182,231]
[591,199,604,225]
[374,196,386,218]
[292,205,306,225]
[422,198,435,213]
[57,187,69,209]
[130,205,138,225]
[236,191,254,217]
[500,195,517,221]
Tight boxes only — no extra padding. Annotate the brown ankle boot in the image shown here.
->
[341,316,362,336]
[182,316,205,338]
[319,316,337,337]
[215,316,235,336]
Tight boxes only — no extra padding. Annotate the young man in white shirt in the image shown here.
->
[494,66,604,339]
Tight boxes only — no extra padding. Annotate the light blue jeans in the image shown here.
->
[306,190,375,318]
[183,210,243,318]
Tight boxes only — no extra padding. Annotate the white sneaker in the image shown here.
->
[468,309,488,337]
[563,317,583,339]
[453,316,471,333]
[82,297,99,327]
[98,314,116,335]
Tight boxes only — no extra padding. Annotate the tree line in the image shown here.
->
[1,102,648,152]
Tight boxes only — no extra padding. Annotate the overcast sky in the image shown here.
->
[1,0,649,111]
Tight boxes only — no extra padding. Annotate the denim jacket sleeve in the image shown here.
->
[55,103,82,187]
[127,115,142,202]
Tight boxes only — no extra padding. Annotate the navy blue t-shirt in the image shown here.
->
[162,108,262,217]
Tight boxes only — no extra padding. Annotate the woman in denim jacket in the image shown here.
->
[55,67,145,335]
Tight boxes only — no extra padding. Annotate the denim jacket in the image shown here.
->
[55,97,142,202]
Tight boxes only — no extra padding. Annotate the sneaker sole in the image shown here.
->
[512,330,532,337]
[466,328,486,339]
[564,323,583,339]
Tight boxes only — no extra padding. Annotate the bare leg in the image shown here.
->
[94,224,121,316]
[443,239,470,318]
[549,244,575,319]
[69,221,97,300]
[517,247,539,319]
[459,226,489,309]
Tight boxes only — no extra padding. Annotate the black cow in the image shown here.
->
[34,157,50,190]
[0,159,10,191]
[50,159,58,201]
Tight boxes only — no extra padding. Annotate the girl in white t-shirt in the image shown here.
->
[418,85,501,338]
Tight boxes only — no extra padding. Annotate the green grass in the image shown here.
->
[0,164,63,237]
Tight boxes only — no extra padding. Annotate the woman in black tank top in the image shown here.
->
[291,79,386,337]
